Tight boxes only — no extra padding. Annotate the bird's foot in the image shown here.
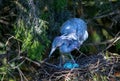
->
[58,63,62,68]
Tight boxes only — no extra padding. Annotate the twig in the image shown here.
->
[7,70,16,81]
[24,57,50,76]
[5,34,22,45]
[24,57,41,67]
[65,68,75,81]
[85,36,120,46]
[44,62,61,69]
[17,67,24,81]
[93,10,120,19]
[103,31,120,52]
[17,67,28,81]
[1,74,5,81]
[0,19,9,25]
[9,59,25,69]
[108,65,114,77]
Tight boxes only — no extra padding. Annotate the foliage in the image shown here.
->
[14,17,50,61]
[53,0,67,12]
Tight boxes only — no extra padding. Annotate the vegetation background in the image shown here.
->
[0,0,120,81]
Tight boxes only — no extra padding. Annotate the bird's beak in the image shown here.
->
[49,48,56,58]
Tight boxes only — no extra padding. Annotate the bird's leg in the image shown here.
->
[59,54,66,67]
[59,54,63,67]
[69,53,76,63]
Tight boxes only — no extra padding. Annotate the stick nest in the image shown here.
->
[34,53,120,81]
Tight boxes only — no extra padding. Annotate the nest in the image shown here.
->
[33,53,120,81]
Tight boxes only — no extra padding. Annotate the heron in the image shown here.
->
[49,18,88,68]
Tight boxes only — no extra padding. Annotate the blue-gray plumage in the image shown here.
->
[60,18,88,43]
[49,18,88,68]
